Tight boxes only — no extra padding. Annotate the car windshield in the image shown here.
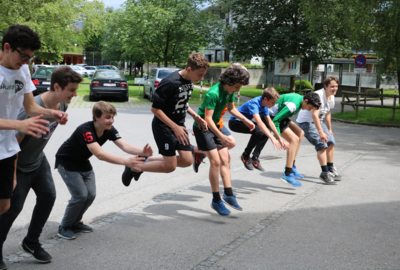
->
[158,69,177,79]
[94,71,125,80]
[85,67,96,70]
[34,68,56,78]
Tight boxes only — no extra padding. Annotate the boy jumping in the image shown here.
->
[229,87,289,172]
[122,53,209,185]
[193,64,255,216]
[56,101,152,240]
[0,66,82,266]
[297,77,341,185]
[268,92,321,187]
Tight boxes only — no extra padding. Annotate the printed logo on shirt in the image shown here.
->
[115,133,121,139]
[165,143,169,150]
[37,121,59,140]
[83,132,94,142]
[0,80,25,93]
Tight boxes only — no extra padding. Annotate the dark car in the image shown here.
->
[89,70,129,101]
[31,66,57,95]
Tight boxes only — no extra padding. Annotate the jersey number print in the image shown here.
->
[83,132,93,142]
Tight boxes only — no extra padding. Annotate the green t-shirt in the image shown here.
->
[271,93,304,135]
[194,83,235,127]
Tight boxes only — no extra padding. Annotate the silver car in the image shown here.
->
[84,66,98,77]
[143,68,180,100]
[71,66,88,77]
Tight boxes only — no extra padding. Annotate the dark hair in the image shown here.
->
[219,64,250,86]
[323,76,339,87]
[262,87,280,100]
[92,101,117,122]
[186,53,209,71]
[2,24,41,51]
[50,66,83,91]
[303,92,321,109]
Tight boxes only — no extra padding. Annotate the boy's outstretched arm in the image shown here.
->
[271,106,293,136]
[0,115,49,138]
[86,142,145,168]
[227,102,255,131]
[187,107,207,130]
[252,113,283,150]
[263,115,289,150]
[113,139,153,157]
[23,92,68,124]
[325,111,333,136]
[151,107,189,145]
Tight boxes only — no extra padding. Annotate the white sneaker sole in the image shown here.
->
[57,233,76,240]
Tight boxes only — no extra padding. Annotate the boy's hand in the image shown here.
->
[319,131,329,143]
[17,115,50,138]
[279,139,289,150]
[194,115,208,130]
[329,129,334,136]
[271,138,282,150]
[173,125,190,145]
[244,119,255,132]
[52,110,68,125]
[141,143,153,157]
[126,156,146,171]
[221,135,235,148]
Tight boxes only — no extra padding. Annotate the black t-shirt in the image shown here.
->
[152,70,193,125]
[55,121,121,172]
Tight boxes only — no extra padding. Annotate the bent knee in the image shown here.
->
[164,164,177,173]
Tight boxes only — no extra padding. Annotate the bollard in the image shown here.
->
[200,81,203,100]
[237,90,240,106]
[262,83,264,91]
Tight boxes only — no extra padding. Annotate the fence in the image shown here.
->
[84,51,120,67]
[341,89,400,120]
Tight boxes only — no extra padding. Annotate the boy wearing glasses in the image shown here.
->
[0,24,67,269]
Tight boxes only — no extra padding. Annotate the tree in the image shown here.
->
[0,0,105,62]
[106,0,221,67]
[301,0,400,87]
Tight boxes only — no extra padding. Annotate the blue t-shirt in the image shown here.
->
[230,96,269,121]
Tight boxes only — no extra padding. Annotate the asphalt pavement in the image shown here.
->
[2,99,400,270]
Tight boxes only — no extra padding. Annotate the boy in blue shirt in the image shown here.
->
[229,87,288,172]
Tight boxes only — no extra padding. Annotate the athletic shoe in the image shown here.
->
[223,194,243,211]
[122,166,143,186]
[328,167,342,181]
[19,239,52,263]
[0,260,7,270]
[241,154,254,170]
[292,165,304,179]
[280,172,302,187]
[58,226,76,240]
[193,153,205,173]
[70,222,93,233]
[319,172,338,185]
[251,158,265,172]
[210,200,231,216]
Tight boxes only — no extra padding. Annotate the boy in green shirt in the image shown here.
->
[268,92,321,187]
[193,64,255,216]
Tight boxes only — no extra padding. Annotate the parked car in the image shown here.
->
[97,65,119,71]
[97,65,113,70]
[71,66,88,77]
[31,66,57,95]
[143,68,180,100]
[75,64,87,67]
[84,66,98,77]
[89,70,129,101]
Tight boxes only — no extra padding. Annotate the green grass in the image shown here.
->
[383,89,400,95]
[332,105,400,125]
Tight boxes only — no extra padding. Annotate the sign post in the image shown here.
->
[200,81,203,100]
[135,77,145,96]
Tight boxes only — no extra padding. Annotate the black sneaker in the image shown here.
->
[251,158,265,172]
[193,153,205,173]
[319,172,337,185]
[57,226,76,240]
[19,239,52,263]
[241,154,254,170]
[122,166,143,186]
[70,222,93,233]
[0,260,6,270]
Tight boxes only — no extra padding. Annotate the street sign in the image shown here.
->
[354,68,366,73]
[135,78,145,84]
[355,54,367,68]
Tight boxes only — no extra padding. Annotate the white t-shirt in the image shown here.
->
[296,88,335,123]
[0,64,35,160]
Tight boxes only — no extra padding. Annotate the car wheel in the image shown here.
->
[89,94,97,101]
[122,95,129,102]
[149,88,153,101]
[143,85,148,99]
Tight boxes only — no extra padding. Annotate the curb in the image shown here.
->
[332,118,400,128]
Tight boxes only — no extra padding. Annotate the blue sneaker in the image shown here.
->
[211,200,231,216]
[280,172,302,187]
[223,194,243,211]
[292,165,304,179]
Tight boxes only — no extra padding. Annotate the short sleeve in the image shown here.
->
[108,126,121,141]
[229,93,235,102]
[76,124,97,145]
[203,91,218,110]
[152,79,173,109]
[248,100,260,116]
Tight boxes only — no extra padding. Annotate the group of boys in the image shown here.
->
[0,24,342,269]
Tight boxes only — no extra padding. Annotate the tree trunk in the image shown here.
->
[290,76,295,91]
[129,62,132,76]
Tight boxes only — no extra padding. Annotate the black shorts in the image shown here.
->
[270,117,291,133]
[152,118,191,156]
[193,125,231,151]
[0,154,17,199]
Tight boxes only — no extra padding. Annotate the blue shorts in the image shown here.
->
[298,121,335,152]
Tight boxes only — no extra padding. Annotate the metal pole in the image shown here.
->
[200,81,203,100]
[237,90,240,106]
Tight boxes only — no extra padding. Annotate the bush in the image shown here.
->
[295,80,313,90]
[274,86,287,93]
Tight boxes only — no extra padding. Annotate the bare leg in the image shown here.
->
[327,145,334,163]
[288,122,304,161]
[207,149,221,192]
[218,147,231,188]
[281,128,301,168]
[317,148,327,166]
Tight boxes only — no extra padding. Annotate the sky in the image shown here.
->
[101,0,126,9]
